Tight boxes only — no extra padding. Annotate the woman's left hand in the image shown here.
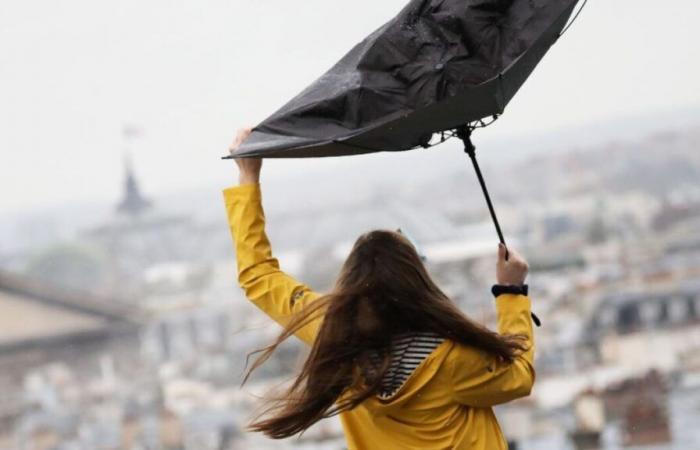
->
[229,127,262,185]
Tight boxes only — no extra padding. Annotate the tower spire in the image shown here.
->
[116,153,151,216]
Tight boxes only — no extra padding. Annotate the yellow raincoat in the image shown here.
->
[224,183,535,450]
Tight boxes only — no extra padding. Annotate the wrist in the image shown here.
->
[496,276,526,286]
[238,174,260,185]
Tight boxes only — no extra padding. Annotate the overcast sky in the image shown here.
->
[1,0,699,213]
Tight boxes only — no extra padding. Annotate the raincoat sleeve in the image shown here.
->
[448,294,535,407]
[223,183,322,346]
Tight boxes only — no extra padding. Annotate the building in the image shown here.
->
[0,270,143,440]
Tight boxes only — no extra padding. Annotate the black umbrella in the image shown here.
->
[226,0,584,156]
[224,0,586,260]
[227,0,578,158]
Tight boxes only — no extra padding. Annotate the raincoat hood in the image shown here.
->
[359,340,455,417]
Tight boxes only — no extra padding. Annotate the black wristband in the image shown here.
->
[491,284,529,297]
[491,284,541,327]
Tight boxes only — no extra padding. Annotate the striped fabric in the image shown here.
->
[368,331,445,399]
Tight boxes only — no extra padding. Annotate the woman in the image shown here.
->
[224,128,535,450]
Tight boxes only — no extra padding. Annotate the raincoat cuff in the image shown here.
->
[495,294,541,327]
[222,183,261,202]
[495,294,530,314]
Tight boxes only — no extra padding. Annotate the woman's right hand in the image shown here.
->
[496,244,529,286]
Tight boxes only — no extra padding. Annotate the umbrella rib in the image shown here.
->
[331,140,390,153]
[558,0,589,37]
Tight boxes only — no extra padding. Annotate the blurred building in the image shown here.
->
[587,284,700,371]
[0,270,142,442]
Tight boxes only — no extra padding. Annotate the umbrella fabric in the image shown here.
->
[226,0,579,159]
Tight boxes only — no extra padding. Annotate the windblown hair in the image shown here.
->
[243,229,526,439]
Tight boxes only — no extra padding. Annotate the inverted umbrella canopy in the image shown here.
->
[225,0,580,159]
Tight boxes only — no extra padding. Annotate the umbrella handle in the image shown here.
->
[456,126,509,261]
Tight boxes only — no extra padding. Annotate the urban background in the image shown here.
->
[2,0,700,449]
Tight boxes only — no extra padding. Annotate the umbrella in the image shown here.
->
[224,0,590,325]
[224,0,587,257]
[225,0,584,158]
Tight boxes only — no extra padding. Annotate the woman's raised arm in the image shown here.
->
[224,128,322,345]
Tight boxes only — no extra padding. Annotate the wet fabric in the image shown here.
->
[227,0,579,159]
[223,183,536,449]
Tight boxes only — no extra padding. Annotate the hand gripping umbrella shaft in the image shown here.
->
[455,129,542,327]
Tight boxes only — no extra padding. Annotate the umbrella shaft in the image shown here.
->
[466,149,541,324]
[456,126,508,261]
[466,151,506,246]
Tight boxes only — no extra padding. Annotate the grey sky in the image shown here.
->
[1,0,699,213]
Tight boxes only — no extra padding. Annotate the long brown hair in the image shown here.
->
[244,229,526,439]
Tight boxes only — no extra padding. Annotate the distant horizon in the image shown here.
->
[1,104,697,219]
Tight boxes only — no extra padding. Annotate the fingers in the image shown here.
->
[496,244,529,286]
[229,127,253,155]
[496,245,529,270]
[236,127,252,143]
[509,248,528,269]
[498,243,507,262]
[502,246,525,266]
[229,136,239,154]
